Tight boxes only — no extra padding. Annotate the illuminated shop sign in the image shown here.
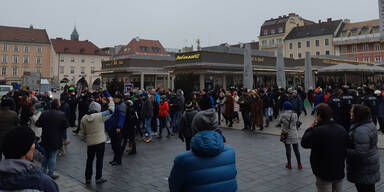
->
[252,57,265,62]
[176,54,201,60]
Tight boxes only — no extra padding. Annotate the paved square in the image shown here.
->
[56,114,384,192]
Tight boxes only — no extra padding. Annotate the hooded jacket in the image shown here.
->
[81,101,115,146]
[168,130,237,192]
[105,101,126,131]
[0,159,58,191]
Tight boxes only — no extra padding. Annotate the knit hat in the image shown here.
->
[3,127,36,159]
[191,108,218,135]
[89,101,101,112]
[185,101,193,109]
[283,101,292,111]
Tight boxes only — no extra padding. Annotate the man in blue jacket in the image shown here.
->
[169,108,237,192]
[105,94,126,166]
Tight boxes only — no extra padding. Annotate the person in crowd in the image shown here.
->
[151,88,160,105]
[158,96,171,138]
[250,90,264,131]
[141,92,153,143]
[80,92,114,185]
[0,96,19,161]
[0,127,58,191]
[133,94,144,138]
[272,87,280,119]
[59,96,71,146]
[363,89,379,126]
[327,88,343,126]
[290,90,303,120]
[297,86,307,116]
[261,89,273,127]
[312,88,324,115]
[238,89,251,130]
[168,106,237,192]
[347,104,380,192]
[75,89,91,134]
[339,86,355,131]
[179,101,198,150]
[216,92,225,125]
[198,89,212,111]
[301,103,347,192]
[151,93,159,135]
[105,94,126,166]
[377,89,384,133]
[36,99,69,179]
[67,87,77,128]
[19,95,33,126]
[232,91,240,123]
[279,101,302,170]
[224,92,234,127]
[171,89,185,133]
[308,88,315,115]
[122,100,139,155]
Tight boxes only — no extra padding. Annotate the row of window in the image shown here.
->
[2,44,42,53]
[263,27,284,36]
[2,55,41,64]
[138,46,161,53]
[289,39,330,49]
[360,57,382,63]
[60,57,94,63]
[261,38,283,46]
[289,50,330,58]
[0,66,41,76]
[59,66,95,74]
[341,44,381,54]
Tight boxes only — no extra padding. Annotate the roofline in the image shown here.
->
[0,40,50,45]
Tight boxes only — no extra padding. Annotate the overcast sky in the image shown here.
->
[0,0,379,49]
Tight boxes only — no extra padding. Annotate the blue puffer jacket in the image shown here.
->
[105,102,126,131]
[169,130,237,192]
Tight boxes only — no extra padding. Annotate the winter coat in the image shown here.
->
[80,101,114,146]
[105,102,126,131]
[290,96,302,113]
[59,102,71,122]
[378,97,384,118]
[279,110,298,144]
[0,159,58,192]
[159,101,169,117]
[0,108,18,151]
[141,96,153,119]
[233,95,240,112]
[347,121,380,184]
[216,97,225,113]
[36,109,69,151]
[224,95,234,117]
[169,130,237,192]
[314,93,324,107]
[238,95,251,112]
[77,94,90,116]
[301,121,347,181]
[250,95,263,126]
[179,109,198,140]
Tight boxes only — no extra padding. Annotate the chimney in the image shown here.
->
[135,36,140,41]
[288,13,296,17]
[327,18,332,22]
[318,20,322,24]
[29,25,33,29]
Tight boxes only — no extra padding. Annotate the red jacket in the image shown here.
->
[159,101,169,117]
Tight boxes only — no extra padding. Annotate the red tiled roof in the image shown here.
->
[0,25,50,44]
[51,38,109,56]
[117,38,169,56]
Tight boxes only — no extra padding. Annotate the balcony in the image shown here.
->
[333,33,381,45]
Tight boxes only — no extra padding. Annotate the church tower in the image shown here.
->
[71,26,79,41]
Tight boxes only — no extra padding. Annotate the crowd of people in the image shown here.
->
[0,83,381,191]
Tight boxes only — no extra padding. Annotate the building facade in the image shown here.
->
[259,13,313,55]
[50,28,109,89]
[0,25,51,85]
[334,19,384,64]
[284,19,344,59]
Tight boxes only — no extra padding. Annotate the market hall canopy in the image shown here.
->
[317,63,384,73]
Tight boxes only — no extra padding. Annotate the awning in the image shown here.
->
[317,63,384,73]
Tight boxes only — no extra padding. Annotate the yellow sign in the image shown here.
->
[252,57,264,62]
[176,54,200,60]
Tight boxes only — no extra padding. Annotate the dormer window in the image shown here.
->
[278,27,283,33]
[140,46,149,52]
[80,48,85,53]
[152,47,161,53]
[263,30,268,36]
[271,29,276,35]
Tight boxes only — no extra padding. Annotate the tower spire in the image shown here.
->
[71,26,79,41]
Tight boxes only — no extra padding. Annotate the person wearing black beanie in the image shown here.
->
[0,127,58,191]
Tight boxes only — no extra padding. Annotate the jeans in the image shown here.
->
[265,107,272,126]
[159,117,170,137]
[85,143,105,180]
[109,130,122,163]
[355,183,375,192]
[35,141,46,155]
[144,118,152,138]
[42,150,58,176]
[316,176,343,192]
[172,111,182,133]
[241,111,250,129]
[284,143,301,165]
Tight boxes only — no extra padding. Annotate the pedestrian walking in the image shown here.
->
[121,100,139,155]
[141,92,153,143]
[250,90,264,131]
[279,101,302,170]
[238,89,251,130]
[179,101,198,150]
[158,96,171,138]
[301,103,347,192]
[224,92,234,127]
[347,104,380,192]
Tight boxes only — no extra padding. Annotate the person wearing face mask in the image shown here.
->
[0,127,58,191]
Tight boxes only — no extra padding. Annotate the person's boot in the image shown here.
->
[96,178,107,184]
[298,163,303,170]
[285,163,292,169]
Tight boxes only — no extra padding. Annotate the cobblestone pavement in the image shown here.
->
[55,111,384,192]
